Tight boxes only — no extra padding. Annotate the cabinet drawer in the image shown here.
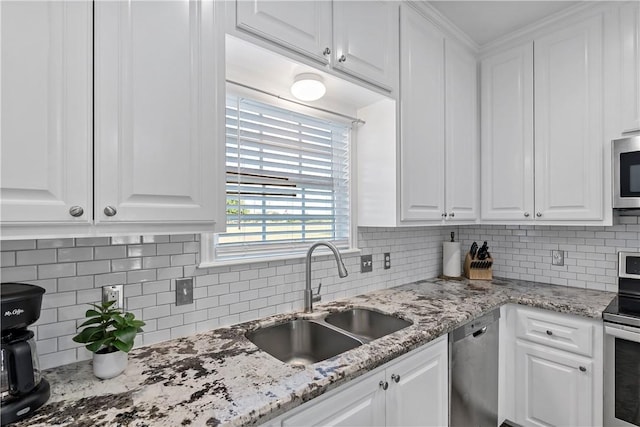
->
[514,307,595,357]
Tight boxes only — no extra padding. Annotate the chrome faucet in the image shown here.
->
[304,241,348,313]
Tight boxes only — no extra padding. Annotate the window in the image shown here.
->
[210,94,352,262]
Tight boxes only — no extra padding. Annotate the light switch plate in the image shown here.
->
[361,255,373,273]
[552,250,564,266]
[176,278,194,306]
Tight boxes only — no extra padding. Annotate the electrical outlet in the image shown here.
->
[361,255,373,273]
[384,252,391,270]
[176,278,194,306]
[552,250,565,266]
[102,284,124,310]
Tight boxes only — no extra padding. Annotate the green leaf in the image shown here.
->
[114,326,137,344]
[113,339,133,353]
[129,320,146,328]
[86,337,112,353]
[78,317,103,328]
[85,309,101,318]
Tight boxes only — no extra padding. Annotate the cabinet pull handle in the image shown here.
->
[104,206,117,217]
[579,366,587,372]
[391,374,400,383]
[69,206,84,217]
[546,330,553,336]
[338,54,347,63]
[442,213,448,218]
[449,212,455,218]
[536,212,542,217]
[379,380,388,390]
[524,212,530,217]
[323,47,331,56]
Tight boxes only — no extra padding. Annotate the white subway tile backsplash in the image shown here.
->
[4,220,634,370]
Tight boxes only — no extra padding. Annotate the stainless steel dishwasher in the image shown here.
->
[450,308,500,427]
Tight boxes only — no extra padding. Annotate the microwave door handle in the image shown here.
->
[605,324,640,343]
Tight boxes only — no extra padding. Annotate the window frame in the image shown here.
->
[199,85,359,268]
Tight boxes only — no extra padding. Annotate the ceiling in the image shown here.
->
[429,1,580,46]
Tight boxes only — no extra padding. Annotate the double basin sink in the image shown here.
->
[246,308,413,365]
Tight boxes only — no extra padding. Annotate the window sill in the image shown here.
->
[198,247,362,269]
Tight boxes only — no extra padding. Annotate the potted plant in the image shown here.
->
[73,301,145,379]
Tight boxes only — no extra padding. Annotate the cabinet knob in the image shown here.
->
[323,47,331,56]
[524,212,530,217]
[391,374,401,383]
[69,206,84,217]
[104,206,117,217]
[536,212,542,217]
[579,366,587,372]
[442,213,448,218]
[379,380,389,390]
[546,330,553,336]
[449,212,455,218]
[338,54,347,63]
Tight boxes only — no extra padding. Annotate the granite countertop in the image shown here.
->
[19,277,615,427]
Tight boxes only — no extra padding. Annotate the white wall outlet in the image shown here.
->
[102,284,124,310]
[552,250,564,266]
[384,252,391,270]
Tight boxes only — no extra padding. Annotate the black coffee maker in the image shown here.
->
[1,283,50,426]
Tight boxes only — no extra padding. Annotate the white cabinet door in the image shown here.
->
[0,1,92,224]
[514,340,594,427]
[445,39,478,222]
[94,0,224,225]
[282,374,385,427]
[386,336,448,427]
[480,43,534,221]
[399,6,445,222]
[620,1,640,133]
[236,0,332,64]
[333,1,398,91]
[534,15,603,221]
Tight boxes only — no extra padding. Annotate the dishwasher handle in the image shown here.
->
[472,326,488,338]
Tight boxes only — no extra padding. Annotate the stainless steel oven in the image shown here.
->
[613,135,640,209]
[603,252,640,426]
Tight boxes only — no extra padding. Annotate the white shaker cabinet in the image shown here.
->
[235,0,332,64]
[399,5,445,222]
[276,335,448,427]
[444,39,479,222]
[619,1,640,133]
[534,15,603,221]
[514,341,595,427]
[481,12,605,223]
[0,1,93,227]
[480,43,534,221]
[94,0,225,226]
[333,1,399,91]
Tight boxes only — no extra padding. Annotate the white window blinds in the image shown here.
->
[215,94,351,259]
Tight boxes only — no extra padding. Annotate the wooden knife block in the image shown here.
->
[463,252,493,280]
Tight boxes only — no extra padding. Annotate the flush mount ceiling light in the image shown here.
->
[290,73,326,102]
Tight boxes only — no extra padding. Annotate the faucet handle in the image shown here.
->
[312,282,322,303]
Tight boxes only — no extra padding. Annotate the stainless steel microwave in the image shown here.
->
[613,134,640,209]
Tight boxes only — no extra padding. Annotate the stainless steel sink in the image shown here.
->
[245,319,362,365]
[324,308,413,341]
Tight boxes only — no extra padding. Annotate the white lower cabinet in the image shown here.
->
[502,305,603,427]
[514,341,594,427]
[276,335,448,427]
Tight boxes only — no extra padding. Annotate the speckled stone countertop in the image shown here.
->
[19,277,615,427]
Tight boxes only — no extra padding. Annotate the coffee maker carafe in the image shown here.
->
[1,283,50,426]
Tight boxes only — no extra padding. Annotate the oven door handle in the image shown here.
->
[605,324,640,343]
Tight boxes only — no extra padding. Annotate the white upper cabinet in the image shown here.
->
[0,1,93,226]
[619,1,640,133]
[94,0,224,225]
[534,15,603,221]
[481,11,606,223]
[480,43,534,221]
[399,6,445,222]
[235,0,332,64]
[445,39,479,222]
[333,1,399,91]
[232,0,399,93]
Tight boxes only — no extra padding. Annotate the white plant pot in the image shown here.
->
[93,350,128,379]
